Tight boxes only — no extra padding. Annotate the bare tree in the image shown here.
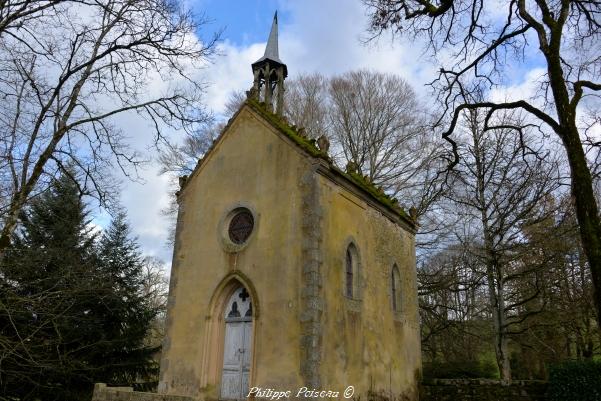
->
[516,198,600,373]
[364,0,601,330]
[0,0,219,251]
[285,73,330,139]
[157,122,221,177]
[420,192,600,379]
[0,0,61,36]
[157,89,245,178]
[224,90,247,117]
[156,119,224,246]
[419,245,491,373]
[283,70,444,217]
[445,108,560,381]
[140,256,169,348]
[328,70,434,197]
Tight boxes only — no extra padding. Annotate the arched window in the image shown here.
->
[391,264,401,312]
[345,243,360,298]
[346,247,353,297]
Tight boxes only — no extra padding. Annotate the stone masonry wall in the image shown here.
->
[298,163,324,388]
[420,379,548,401]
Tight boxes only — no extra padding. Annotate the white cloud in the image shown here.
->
[120,164,173,260]
[203,41,265,112]
[490,68,548,104]
[90,108,177,264]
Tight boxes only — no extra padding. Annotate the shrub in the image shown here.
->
[547,360,601,401]
[422,359,498,379]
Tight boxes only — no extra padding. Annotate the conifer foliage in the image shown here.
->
[0,175,160,400]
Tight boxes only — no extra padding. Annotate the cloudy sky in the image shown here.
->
[115,0,542,266]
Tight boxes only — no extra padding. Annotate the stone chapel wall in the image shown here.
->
[317,174,421,401]
[158,107,310,399]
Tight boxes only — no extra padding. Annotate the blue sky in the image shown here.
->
[194,0,284,47]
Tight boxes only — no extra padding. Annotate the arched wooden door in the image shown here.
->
[220,286,253,400]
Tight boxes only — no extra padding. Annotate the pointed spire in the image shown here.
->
[264,11,281,62]
[253,11,284,66]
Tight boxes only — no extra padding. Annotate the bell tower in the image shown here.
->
[250,12,287,116]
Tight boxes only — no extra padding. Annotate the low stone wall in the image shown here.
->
[92,383,195,401]
[420,379,548,401]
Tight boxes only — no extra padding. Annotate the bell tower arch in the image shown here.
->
[249,12,287,116]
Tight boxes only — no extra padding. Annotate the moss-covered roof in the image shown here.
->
[245,99,414,226]
[246,98,328,159]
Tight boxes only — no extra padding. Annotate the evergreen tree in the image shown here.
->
[93,212,160,385]
[0,174,98,400]
[0,175,159,400]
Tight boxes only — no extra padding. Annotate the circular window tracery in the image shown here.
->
[228,209,254,244]
[218,205,257,252]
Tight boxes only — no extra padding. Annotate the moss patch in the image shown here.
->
[246,99,328,159]
[346,171,412,221]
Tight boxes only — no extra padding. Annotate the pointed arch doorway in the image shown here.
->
[220,286,253,400]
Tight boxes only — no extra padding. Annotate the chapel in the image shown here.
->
[157,13,421,401]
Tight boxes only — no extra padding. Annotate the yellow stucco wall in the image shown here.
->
[159,106,308,399]
[318,176,421,400]
[158,103,420,401]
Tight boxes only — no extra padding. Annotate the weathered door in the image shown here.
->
[220,287,253,400]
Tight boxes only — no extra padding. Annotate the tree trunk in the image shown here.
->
[545,46,601,333]
[0,194,24,250]
[472,111,512,382]
[486,260,512,383]
[562,128,601,332]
